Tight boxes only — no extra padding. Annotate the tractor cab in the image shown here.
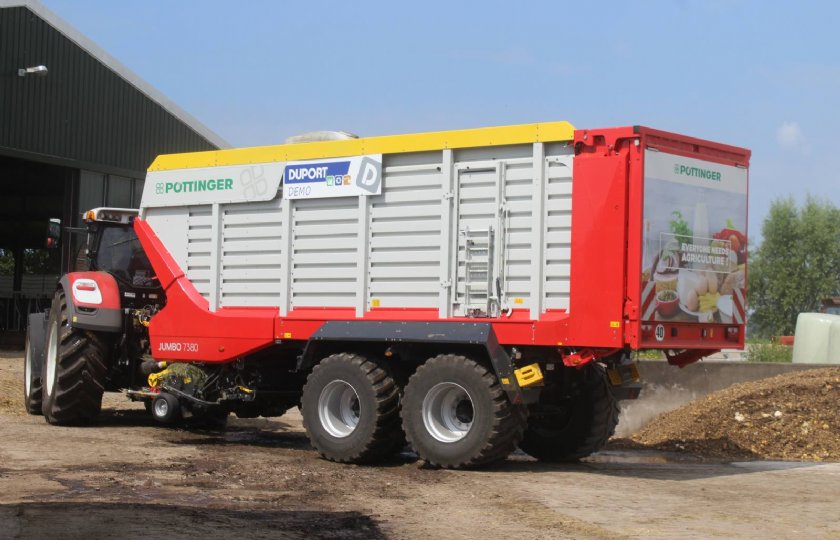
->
[78,208,162,307]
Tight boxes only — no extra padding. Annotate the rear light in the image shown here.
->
[726,326,740,342]
[76,283,96,291]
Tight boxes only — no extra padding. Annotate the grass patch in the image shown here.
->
[746,340,793,363]
[635,349,664,360]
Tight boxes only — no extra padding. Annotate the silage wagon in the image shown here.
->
[24,121,750,468]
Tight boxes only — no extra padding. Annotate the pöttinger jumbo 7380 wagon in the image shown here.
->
[24,121,750,468]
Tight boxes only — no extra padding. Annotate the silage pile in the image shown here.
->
[616,367,840,461]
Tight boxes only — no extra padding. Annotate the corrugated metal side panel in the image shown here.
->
[0,7,217,175]
[143,206,190,272]
[501,159,535,306]
[543,150,574,310]
[454,163,500,312]
[290,197,359,308]
[186,206,213,300]
[450,145,541,315]
[219,197,283,307]
[368,154,443,308]
[143,143,574,318]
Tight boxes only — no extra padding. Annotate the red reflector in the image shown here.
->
[76,283,96,291]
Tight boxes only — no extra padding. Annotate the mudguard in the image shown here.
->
[302,321,541,405]
[59,272,123,332]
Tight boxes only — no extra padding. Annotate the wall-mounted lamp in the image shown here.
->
[18,65,48,77]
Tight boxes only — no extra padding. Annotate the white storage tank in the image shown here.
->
[792,312,840,364]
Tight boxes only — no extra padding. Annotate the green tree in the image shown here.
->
[748,196,840,337]
[0,249,13,276]
[23,248,60,274]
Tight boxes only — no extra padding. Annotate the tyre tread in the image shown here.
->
[42,290,110,425]
[302,353,403,464]
[520,363,619,461]
[402,354,527,469]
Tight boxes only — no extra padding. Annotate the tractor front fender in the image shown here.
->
[59,272,123,332]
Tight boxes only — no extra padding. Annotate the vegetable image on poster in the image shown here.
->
[641,151,748,324]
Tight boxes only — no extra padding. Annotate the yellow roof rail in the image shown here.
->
[149,121,576,171]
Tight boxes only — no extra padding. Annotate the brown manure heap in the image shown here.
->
[613,367,840,461]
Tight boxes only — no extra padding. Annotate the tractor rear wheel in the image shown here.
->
[401,354,526,469]
[40,290,110,425]
[23,318,45,415]
[519,363,618,461]
[301,353,402,464]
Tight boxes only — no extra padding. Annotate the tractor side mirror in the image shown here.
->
[46,218,61,249]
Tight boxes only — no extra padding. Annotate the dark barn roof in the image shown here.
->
[0,0,228,177]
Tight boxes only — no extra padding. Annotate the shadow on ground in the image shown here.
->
[0,502,386,540]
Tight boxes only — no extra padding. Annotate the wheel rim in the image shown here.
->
[153,398,169,419]
[44,320,58,397]
[24,335,32,397]
[318,380,360,438]
[422,382,474,443]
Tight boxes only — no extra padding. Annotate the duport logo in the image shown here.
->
[285,161,351,188]
[283,155,381,200]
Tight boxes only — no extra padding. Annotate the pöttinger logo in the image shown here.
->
[673,163,722,182]
[155,183,164,194]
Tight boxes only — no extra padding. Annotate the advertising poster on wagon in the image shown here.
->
[641,151,748,326]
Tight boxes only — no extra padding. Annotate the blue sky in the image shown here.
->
[43,0,839,241]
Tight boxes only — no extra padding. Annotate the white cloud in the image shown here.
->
[776,121,805,149]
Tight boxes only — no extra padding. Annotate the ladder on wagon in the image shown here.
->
[460,225,504,317]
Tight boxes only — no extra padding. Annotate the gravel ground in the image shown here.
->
[2,352,839,539]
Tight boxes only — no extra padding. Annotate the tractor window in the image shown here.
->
[95,226,156,288]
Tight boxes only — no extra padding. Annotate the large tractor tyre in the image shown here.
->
[24,316,46,415]
[401,355,527,469]
[519,363,619,462]
[301,353,403,464]
[40,290,110,425]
